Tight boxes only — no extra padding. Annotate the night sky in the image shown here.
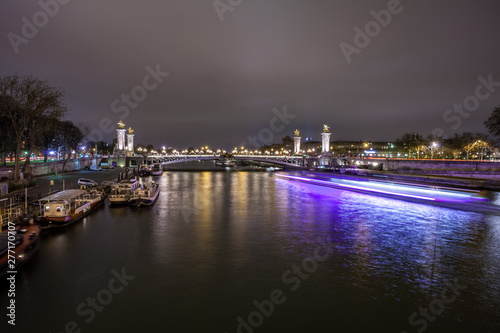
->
[1,0,500,149]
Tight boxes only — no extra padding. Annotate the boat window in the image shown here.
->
[57,205,63,212]
[45,206,50,212]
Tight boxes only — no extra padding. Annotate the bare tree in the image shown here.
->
[0,74,67,182]
[484,106,500,139]
[0,97,17,166]
[58,121,88,172]
[38,117,61,162]
[396,133,426,159]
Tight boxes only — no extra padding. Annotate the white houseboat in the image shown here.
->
[130,181,160,206]
[108,179,140,205]
[151,163,163,176]
[38,189,105,228]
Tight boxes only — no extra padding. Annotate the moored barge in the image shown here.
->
[1,216,41,278]
[37,189,105,228]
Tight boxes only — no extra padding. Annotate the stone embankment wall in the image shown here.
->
[384,160,500,172]
[0,158,101,180]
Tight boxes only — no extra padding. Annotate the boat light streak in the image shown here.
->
[339,179,478,199]
[336,183,436,201]
[276,174,457,202]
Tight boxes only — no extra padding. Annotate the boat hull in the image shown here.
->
[108,197,130,205]
[0,223,41,278]
[128,197,141,206]
[139,185,160,206]
[40,198,104,229]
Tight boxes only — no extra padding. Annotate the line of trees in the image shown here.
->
[393,106,500,160]
[395,132,493,160]
[0,74,88,182]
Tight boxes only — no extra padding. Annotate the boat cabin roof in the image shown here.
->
[39,189,87,202]
[118,179,138,185]
[121,179,138,183]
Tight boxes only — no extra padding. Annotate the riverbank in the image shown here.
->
[0,157,101,180]
[0,168,122,203]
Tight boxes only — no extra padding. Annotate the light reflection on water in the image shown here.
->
[2,171,500,332]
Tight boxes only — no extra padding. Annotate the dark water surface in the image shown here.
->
[2,171,500,332]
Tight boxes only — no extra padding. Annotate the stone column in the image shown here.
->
[127,134,134,152]
[293,136,302,154]
[293,129,302,155]
[117,128,126,151]
[321,132,331,153]
[294,136,301,154]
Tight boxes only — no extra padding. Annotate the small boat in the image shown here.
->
[138,164,151,177]
[109,179,140,205]
[130,181,160,206]
[151,163,163,176]
[37,189,105,228]
[0,216,41,278]
[86,189,106,208]
[216,159,236,167]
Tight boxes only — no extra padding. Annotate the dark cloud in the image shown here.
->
[1,0,500,148]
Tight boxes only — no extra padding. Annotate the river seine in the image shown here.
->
[2,170,500,332]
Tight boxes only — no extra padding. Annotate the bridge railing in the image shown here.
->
[150,154,306,167]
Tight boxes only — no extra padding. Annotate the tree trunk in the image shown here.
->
[14,143,21,181]
[22,150,31,175]
[62,153,71,172]
[1,152,5,167]
[43,152,48,162]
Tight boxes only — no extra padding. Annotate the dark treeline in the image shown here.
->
[0,74,88,182]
